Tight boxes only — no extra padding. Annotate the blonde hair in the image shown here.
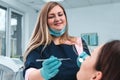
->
[23,2,76,61]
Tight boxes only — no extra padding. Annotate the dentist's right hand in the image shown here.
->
[40,56,62,80]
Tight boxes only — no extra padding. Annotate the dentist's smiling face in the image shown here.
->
[47,5,66,31]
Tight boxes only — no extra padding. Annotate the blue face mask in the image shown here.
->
[49,26,66,37]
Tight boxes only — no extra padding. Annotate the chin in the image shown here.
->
[76,70,85,80]
[76,72,80,80]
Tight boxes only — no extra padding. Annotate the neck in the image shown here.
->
[53,37,61,45]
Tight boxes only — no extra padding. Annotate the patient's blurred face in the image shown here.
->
[76,46,101,80]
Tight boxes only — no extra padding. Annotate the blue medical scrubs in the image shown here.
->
[23,39,90,80]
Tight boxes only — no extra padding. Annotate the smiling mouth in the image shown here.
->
[54,23,62,26]
[55,21,63,25]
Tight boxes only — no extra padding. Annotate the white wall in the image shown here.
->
[66,3,120,46]
[1,0,120,52]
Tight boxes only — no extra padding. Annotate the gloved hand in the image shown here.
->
[77,51,89,67]
[40,56,62,80]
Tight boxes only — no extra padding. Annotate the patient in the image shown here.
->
[77,40,120,80]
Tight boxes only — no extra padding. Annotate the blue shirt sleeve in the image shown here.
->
[23,48,43,77]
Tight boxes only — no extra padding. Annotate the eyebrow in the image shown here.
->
[49,10,63,14]
[48,13,54,16]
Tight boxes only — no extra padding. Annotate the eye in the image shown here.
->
[48,15,54,19]
[58,12,64,17]
[48,14,55,19]
[58,13,63,16]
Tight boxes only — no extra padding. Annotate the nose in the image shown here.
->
[54,15,60,22]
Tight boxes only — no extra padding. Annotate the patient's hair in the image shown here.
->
[95,40,120,80]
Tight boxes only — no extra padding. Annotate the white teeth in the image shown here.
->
[55,23,61,26]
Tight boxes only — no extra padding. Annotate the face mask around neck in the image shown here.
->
[49,26,66,37]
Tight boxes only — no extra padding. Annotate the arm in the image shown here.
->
[27,68,44,80]
[24,53,62,80]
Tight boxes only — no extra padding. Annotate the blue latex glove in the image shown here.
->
[40,56,62,80]
[77,51,89,67]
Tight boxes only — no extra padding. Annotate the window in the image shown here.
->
[10,11,23,58]
[0,4,24,58]
[0,6,6,56]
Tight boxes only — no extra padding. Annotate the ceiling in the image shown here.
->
[17,0,120,10]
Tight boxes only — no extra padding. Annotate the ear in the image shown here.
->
[90,71,102,80]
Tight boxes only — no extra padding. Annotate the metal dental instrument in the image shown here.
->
[36,58,71,62]
[78,58,84,62]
